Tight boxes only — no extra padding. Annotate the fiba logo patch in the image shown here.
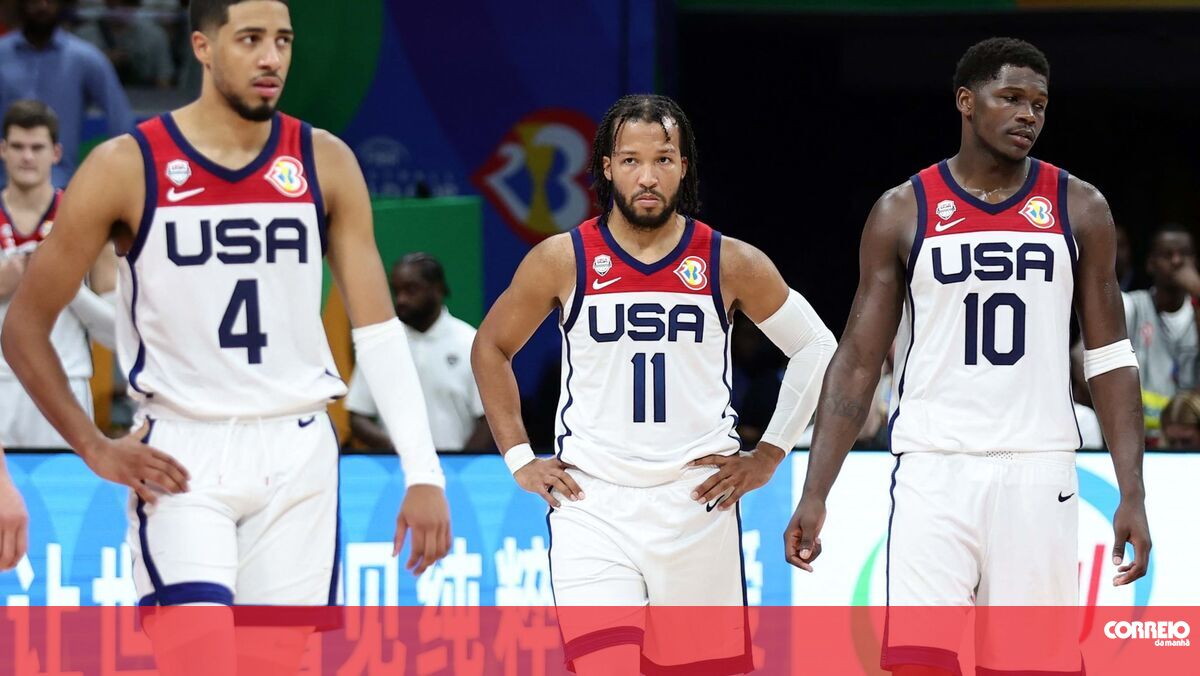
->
[264,156,308,198]
[935,199,956,221]
[674,256,708,290]
[165,159,192,187]
[593,254,612,276]
[1020,196,1055,229]
[472,109,599,244]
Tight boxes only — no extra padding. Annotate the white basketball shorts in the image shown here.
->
[882,450,1083,675]
[126,412,339,618]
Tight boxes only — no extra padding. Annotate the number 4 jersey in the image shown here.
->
[117,113,346,420]
[556,216,739,487]
[889,158,1082,454]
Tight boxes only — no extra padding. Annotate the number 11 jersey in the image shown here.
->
[555,216,739,487]
[118,113,346,420]
[889,158,1082,454]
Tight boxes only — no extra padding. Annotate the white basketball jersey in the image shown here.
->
[120,113,345,420]
[555,216,739,487]
[889,159,1082,454]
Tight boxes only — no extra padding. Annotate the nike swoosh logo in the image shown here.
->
[298,416,317,428]
[166,187,206,202]
[592,277,623,291]
[1058,492,1074,502]
[706,496,723,512]
[934,217,966,232]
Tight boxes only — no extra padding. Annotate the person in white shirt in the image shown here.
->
[347,252,492,451]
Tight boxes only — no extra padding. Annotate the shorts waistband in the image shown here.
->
[135,404,328,426]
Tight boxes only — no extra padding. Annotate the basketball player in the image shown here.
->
[0,100,117,447]
[784,38,1152,675]
[472,94,836,674]
[2,0,450,672]
[0,442,27,571]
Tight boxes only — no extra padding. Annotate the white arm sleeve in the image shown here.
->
[756,289,837,452]
[67,287,116,349]
[352,318,445,488]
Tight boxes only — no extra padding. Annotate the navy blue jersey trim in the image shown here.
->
[135,419,162,592]
[598,214,695,276]
[126,263,150,395]
[889,178,924,450]
[0,191,57,239]
[126,127,158,264]
[562,228,587,332]
[141,582,234,606]
[937,158,1041,216]
[300,122,330,257]
[327,415,342,606]
[880,453,902,670]
[1057,168,1079,276]
[161,112,282,183]
[555,326,577,458]
[881,645,963,675]
[710,230,729,332]
[721,330,741,445]
[906,174,928,283]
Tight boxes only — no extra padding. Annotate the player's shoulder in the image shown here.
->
[307,126,357,166]
[718,234,772,271]
[875,180,918,216]
[1061,172,1112,235]
[76,134,144,179]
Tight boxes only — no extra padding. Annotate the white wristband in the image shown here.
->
[1083,339,1138,380]
[504,443,536,475]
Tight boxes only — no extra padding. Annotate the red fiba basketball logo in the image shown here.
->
[473,109,599,243]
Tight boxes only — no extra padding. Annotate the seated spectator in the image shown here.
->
[75,0,174,88]
[1124,223,1200,447]
[1161,390,1200,450]
[346,253,493,451]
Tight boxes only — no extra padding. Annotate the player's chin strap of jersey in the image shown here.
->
[352,318,446,488]
[1083,339,1138,380]
[756,289,838,453]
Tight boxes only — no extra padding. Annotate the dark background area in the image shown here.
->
[673,9,1200,332]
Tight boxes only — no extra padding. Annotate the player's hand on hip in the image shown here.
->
[514,458,583,508]
[689,445,784,512]
[0,474,29,571]
[394,484,452,576]
[1111,495,1152,586]
[81,422,190,505]
[784,495,825,572]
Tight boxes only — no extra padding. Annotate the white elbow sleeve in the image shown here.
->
[68,287,117,349]
[352,318,445,488]
[1083,339,1138,380]
[756,290,837,451]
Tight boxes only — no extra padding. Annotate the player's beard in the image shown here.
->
[213,68,278,122]
[612,185,680,231]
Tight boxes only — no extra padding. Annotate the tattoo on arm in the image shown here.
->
[828,394,868,423]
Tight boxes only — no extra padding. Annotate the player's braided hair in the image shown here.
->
[190,0,289,33]
[589,94,700,217]
[954,37,1049,93]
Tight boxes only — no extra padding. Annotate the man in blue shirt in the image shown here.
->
[0,0,134,187]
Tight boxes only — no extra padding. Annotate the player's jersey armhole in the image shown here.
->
[125,126,158,264]
[561,228,587,332]
[1056,168,1078,276]
[905,174,927,282]
[299,122,330,257]
[710,229,729,332]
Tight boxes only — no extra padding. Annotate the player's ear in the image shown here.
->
[680,155,688,179]
[956,86,974,117]
[602,156,612,182]
[192,30,213,68]
[52,142,63,165]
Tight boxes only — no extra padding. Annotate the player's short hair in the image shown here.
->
[394,252,450,297]
[1150,222,1194,249]
[190,0,289,33]
[953,37,1050,92]
[589,94,701,217]
[1162,391,1200,428]
[2,100,59,143]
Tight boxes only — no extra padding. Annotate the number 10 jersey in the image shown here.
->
[889,158,1082,454]
[555,216,739,487]
[117,113,346,420]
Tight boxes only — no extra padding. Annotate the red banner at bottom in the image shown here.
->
[0,606,1195,674]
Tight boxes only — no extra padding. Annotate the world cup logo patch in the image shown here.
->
[1020,196,1055,229]
[674,256,708,290]
[264,156,308,197]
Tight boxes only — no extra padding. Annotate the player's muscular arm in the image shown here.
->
[316,129,450,574]
[690,238,835,511]
[785,185,911,571]
[1,137,188,503]
[1070,177,1151,586]
[471,234,583,506]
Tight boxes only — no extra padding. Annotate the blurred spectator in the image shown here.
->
[1123,223,1200,447]
[1160,390,1200,450]
[346,253,493,452]
[0,0,133,187]
[76,0,174,88]
[1115,223,1134,292]
[0,100,116,447]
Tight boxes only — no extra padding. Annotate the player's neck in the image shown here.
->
[1,182,55,221]
[947,148,1029,201]
[1152,286,1188,314]
[174,94,275,160]
[604,211,686,262]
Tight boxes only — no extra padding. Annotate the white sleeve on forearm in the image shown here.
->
[756,289,837,452]
[68,287,116,349]
[352,318,445,488]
